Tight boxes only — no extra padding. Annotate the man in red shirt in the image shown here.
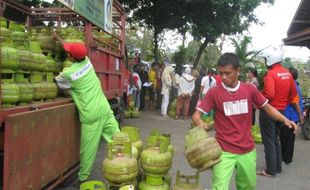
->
[258,46,302,177]
[192,53,297,190]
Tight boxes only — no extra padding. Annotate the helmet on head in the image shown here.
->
[259,46,283,67]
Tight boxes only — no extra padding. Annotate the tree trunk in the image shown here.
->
[182,31,186,47]
[154,27,159,63]
[193,37,210,69]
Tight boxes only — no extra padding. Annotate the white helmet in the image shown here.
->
[259,46,283,67]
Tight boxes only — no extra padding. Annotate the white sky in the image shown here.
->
[246,0,310,62]
[164,0,310,62]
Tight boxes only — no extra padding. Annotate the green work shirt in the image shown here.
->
[63,57,113,123]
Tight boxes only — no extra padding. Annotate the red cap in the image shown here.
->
[63,43,87,60]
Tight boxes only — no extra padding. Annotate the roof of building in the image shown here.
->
[283,0,310,48]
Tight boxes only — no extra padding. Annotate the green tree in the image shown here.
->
[172,46,189,65]
[282,57,294,69]
[120,0,187,62]
[231,35,264,81]
[183,0,274,69]
[203,44,222,69]
[125,24,154,61]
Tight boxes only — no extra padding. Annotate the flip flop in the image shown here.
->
[256,170,274,178]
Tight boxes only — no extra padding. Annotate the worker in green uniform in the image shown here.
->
[53,33,120,184]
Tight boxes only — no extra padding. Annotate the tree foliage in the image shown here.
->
[120,0,187,62]
[184,0,274,68]
[203,44,222,69]
[172,46,189,65]
[282,57,294,69]
[231,35,264,81]
[121,0,274,68]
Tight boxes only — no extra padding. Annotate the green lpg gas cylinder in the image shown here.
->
[80,180,107,190]
[172,171,203,190]
[44,72,57,100]
[0,27,13,47]
[141,135,172,176]
[1,69,20,108]
[11,31,29,50]
[130,110,140,118]
[102,142,138,185]
[30,72,46,101]
[29,40,42,53]
[121,126,143,155]
[112,132,138,159]
[36,31,55,52]
[1,46,19,70]
[14,71,33,104]
[124,110,131,118]
[18,50,32,71]
[30,52,46,71]
[45,54,58,73]
[44,82,57,101]
[138,180,169,190]
[163,134,174,156]
[147,130,174,156]
[0,17,7,28]
[8,21,25,32]
[185,127,222,172]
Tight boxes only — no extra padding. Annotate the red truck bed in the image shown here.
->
[0,0,128,189]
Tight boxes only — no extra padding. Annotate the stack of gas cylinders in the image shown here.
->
[100,125,223,190]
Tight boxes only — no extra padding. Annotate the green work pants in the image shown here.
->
[212,149,256,190]
[78,113,120,181]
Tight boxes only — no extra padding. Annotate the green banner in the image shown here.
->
[57,0,113,33]
[74,0,105,30]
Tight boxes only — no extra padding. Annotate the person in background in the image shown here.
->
[132,64,142,111]
[171,64,183,101]
[280,67,304,165]
[134,52,140,65]
[200,68,217,99]
[148,62,159,110]
[161,65,174,118]
[138,64,149,111]
[257,46,302,177]
[212,68,222,85]
[53,33,120,185]
[192,53,298,190]
[246,67,259,125]
[199,68,217,120]
[189,67,206,116]
[175,67,195,120]
[156,63,164,110]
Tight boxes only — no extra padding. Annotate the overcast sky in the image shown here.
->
[247,0,309,61]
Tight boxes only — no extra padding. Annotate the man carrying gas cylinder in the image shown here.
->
[53,32,120,186]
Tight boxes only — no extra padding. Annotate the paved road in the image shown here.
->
[58,110,310,190]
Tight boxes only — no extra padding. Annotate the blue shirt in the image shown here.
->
[284,80,303,122]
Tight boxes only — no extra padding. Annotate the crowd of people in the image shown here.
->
[127,61,223,120]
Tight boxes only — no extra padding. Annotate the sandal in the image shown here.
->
[256,170,274,178]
